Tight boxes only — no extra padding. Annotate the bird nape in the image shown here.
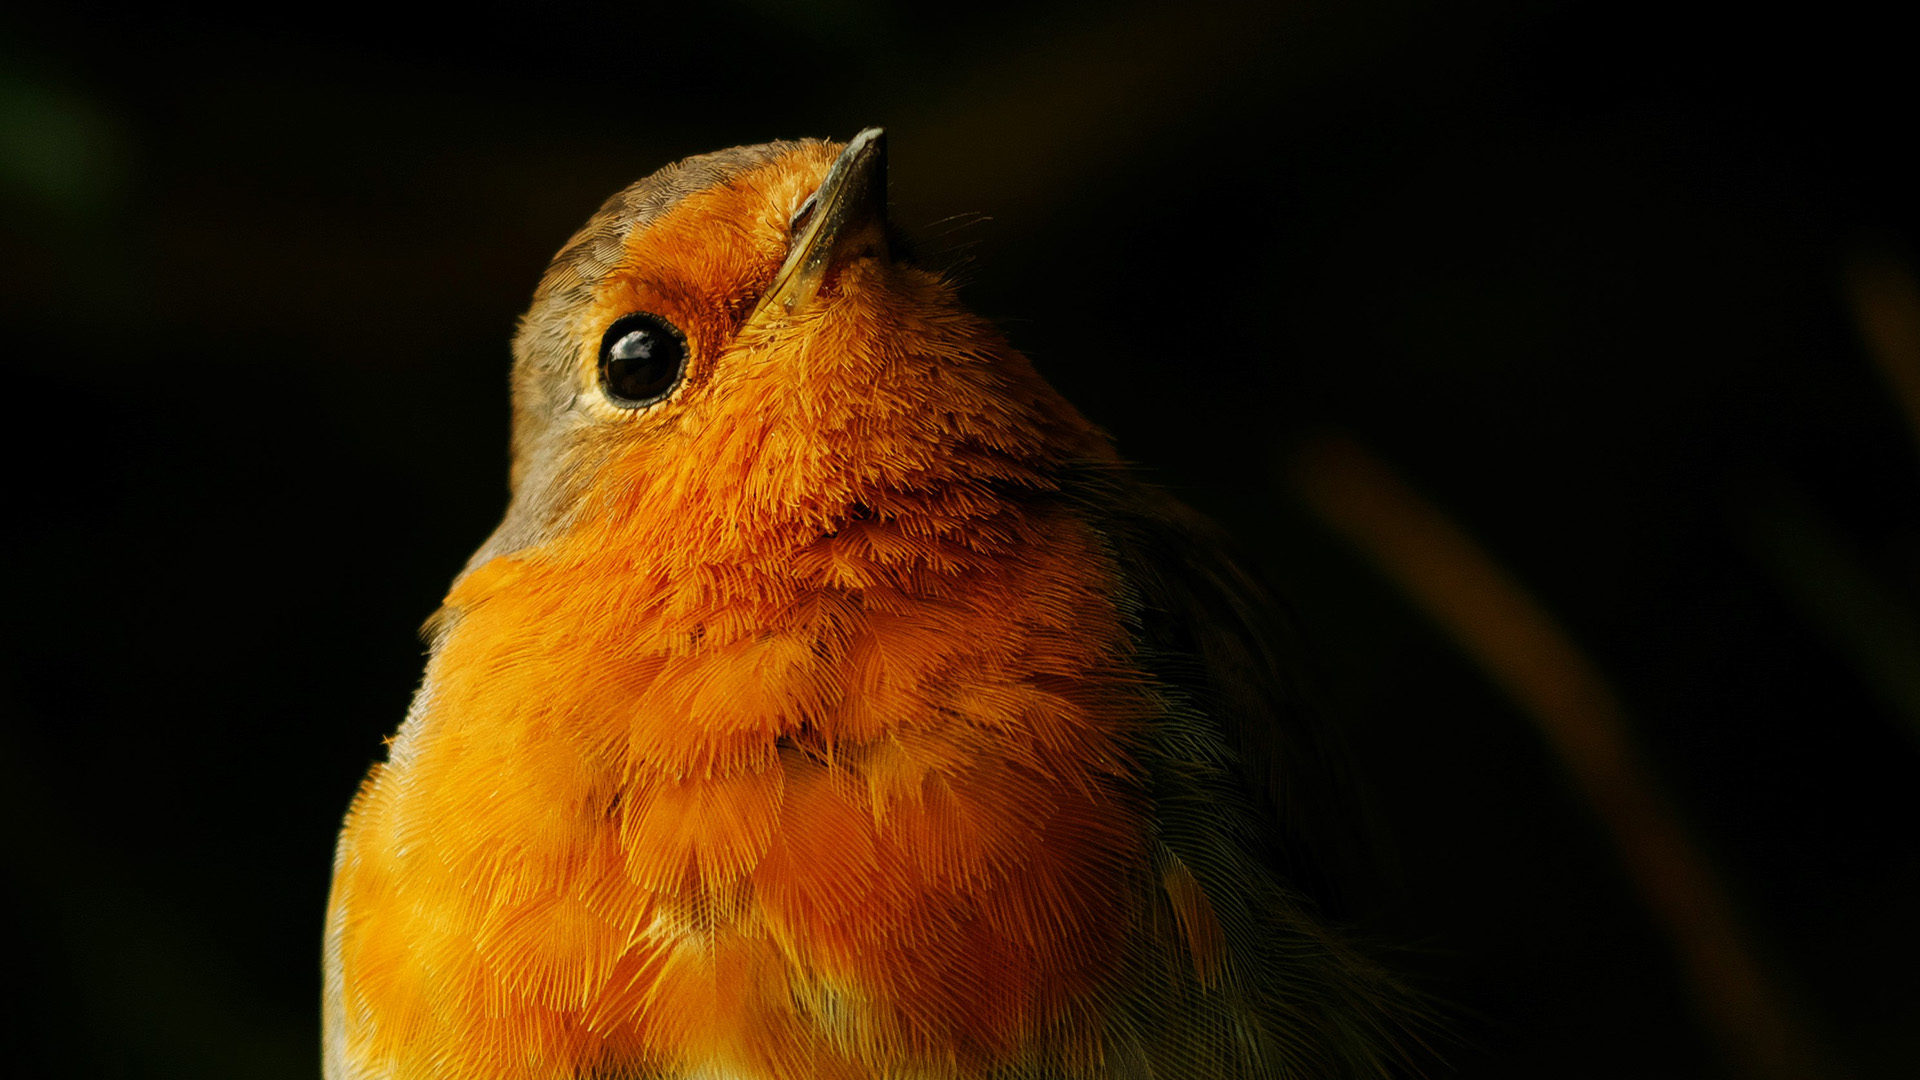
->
[324,129,1423,1080]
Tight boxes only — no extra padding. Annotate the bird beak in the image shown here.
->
[753,127,890,321]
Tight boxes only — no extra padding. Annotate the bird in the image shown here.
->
[324,128,1418,1080]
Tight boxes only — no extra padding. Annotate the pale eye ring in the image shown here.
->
[597,312,688,407]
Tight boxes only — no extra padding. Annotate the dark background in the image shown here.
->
[2,1,1914,1077]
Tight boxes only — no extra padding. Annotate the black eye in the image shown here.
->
[597,313,688,407]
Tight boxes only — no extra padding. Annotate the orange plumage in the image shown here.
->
[325,131,1415,1080]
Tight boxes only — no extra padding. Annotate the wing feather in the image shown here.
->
[1071,469,1430,1078]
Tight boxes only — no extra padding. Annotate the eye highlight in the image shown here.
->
[597,313,688,408]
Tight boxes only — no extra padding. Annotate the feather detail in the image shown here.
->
[326,136,1423,1080]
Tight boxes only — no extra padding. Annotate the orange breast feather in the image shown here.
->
[331,503,1153,1080]
[325,152,1165,1078]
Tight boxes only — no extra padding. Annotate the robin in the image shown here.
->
[325,129,1416,1080]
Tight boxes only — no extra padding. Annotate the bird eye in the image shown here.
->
[597,313,688,407]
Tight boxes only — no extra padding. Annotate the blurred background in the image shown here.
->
[2,1,1914,1077]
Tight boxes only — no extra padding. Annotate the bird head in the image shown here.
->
[475,129,1111,574]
